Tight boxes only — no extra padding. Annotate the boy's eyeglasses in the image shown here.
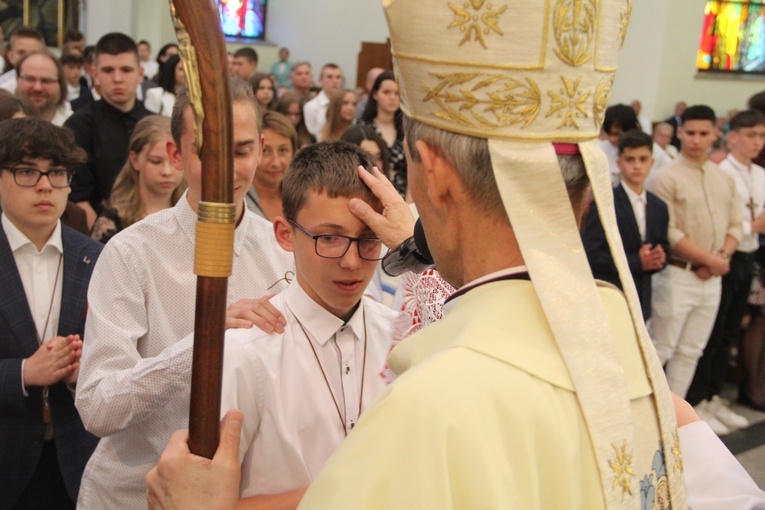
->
[289,219,384,261]
[3,167,73,188]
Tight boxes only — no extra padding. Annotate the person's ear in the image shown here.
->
[167,139,183,171]
[415,140,456,208]
[128,150,140,171]
[273,216,294,253]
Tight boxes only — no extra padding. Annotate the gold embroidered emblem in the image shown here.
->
[546,75,590,129]
[422,72,541,128]
[618,0,633,48]
[592,76,613,127]
[552,0,597,67]
[447,0,508,49]
[671,432,684,473]
[609,440,636,498]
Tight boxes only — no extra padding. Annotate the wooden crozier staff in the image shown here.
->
[168,0,234,459]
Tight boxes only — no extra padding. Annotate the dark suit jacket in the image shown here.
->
[0,223,102,507]
[582,184,670,319]
[70,86,93,112]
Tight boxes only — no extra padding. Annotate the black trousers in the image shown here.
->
[686,251,756,406]
[11,440,75,510]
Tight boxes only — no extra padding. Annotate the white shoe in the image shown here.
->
[708,395,749,430]
[695,400,731,436]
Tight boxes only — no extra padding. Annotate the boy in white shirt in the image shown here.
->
[219,141,397,507]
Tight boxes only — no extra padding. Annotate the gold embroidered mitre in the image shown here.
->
[385,0,629,141]
[383,1,687,509]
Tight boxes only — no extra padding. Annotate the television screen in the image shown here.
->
[216,0,267,40]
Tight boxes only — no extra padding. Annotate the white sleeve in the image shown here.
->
[681,421,765,510]
[220,333,261,462]
[303,99,321,138]
[74,243,194,437]
[144,87,162,114]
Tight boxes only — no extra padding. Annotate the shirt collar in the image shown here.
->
[2,213,63,254]
[284,279,366,346]
[443,265,528,314]
[724,153,751,174]
[620,180,646,203]
[677,153,710,171]
[176,191,252,255]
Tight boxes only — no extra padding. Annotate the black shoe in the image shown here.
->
[738,387,765,412]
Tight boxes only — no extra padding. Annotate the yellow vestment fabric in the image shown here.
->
[299,279,671,509]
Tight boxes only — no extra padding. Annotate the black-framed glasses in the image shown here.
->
[2,167,73,188]
[289,219,384,261]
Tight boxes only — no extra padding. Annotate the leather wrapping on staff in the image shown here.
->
[194,221,234,277]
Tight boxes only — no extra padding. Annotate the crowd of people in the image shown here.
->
[2,6,765,508]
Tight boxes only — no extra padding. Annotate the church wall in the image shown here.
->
[85,0,765,122]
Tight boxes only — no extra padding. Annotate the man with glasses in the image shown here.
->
[196,141,396,508]
[0,118,102,509]
[15,52,72,126]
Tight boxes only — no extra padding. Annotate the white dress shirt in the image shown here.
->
[144,87,176,117]
[303,90,330,140]
[0,69,16,92]
[140,60,159,80]
[50,102,73,127]
[220,281,397,497]
[621,180,647,241]
[75,193,294,509]
[2,214,63,395]
[680,421,765,509]
[719,154,765,253]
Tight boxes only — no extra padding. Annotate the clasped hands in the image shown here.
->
[23,334,82,387]
[638,243,666,272]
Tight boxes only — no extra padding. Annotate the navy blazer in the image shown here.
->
[582,184,670,320]
[0,222,102,507]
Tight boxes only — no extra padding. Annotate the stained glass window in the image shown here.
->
[698,1,765,73]
[216,0,267,41]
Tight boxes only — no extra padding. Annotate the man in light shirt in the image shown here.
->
[74,80,292,509]
[647,105,742,409]
[303,63,343,140]
[685,109,765,433]
[219,141,396,507]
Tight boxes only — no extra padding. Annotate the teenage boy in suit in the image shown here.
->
[0,118,102,509]
[583,129,669,320]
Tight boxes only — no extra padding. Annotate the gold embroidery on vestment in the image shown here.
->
[592,75,612,127]
[609,440,636,498]
[618,0,633,48]
[552,0,597,67]
[447,0,508,49]
[671,432,684,474]
[546,75,590,128]
[422,72,541,128]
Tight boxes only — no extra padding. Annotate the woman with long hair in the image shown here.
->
[91,115,186,243]
[249,73,277,112]
[276,91,315,149]
[322,88,357,142]
[358,70,407,197]
[245,112,298,222]
[340,124,390,175]
[144,54,186,117]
